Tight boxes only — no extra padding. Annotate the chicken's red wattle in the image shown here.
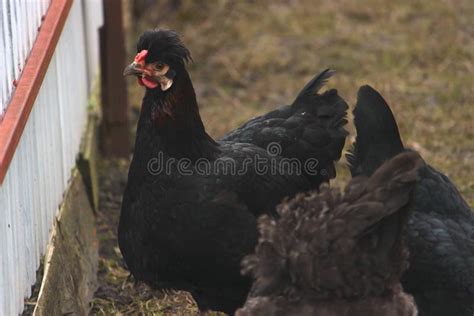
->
[138,76,158,89]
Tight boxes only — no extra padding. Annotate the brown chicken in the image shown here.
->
[237,152,422,316]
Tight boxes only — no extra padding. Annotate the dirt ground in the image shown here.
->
[91,0,473,314]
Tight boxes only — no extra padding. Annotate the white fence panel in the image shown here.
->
[0,0,50,116]
[0,0,102,314]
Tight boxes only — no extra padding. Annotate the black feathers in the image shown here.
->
[137,29,192,66]
[222,70,348,186]
[293,68,335,103]
[347,85,404,177]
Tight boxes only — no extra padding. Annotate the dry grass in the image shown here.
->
[91,159,202,315]
[92,0,473,314]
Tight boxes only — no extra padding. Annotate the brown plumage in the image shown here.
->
[237,152,422,316]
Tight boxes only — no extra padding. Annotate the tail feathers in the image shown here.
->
[347,85,405,177]
[293,69,335,103]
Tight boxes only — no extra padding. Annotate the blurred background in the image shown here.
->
[93,0,473,314]
[123,0,473,197]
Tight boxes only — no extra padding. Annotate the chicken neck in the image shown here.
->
[134,68,220,162]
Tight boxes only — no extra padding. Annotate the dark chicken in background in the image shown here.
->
[222,69,348,186]
[347,86,474,316]
[237,152,422,316]
[119,29,348,314]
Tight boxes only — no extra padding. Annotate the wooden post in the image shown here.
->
[99,0,130,157]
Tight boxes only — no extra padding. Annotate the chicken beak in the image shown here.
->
[123,62,143,77]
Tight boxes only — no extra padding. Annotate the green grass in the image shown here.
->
[92,0,474,314]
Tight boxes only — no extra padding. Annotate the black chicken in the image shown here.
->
[347,85,474,316]
[237,152,422,316]
[119,29,348,314]
[222,69,348,186]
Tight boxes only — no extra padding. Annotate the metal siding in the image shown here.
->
[0,6,6,111]
[0,0,51,114]
[1,0,14,114]
[0,0,102,314]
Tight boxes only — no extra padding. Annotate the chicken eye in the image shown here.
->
[154,63,165,71]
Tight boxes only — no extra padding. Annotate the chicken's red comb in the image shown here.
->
[134,50,148,64]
